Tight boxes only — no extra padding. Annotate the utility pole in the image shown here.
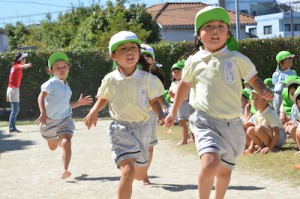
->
[235,0,240,40]
[290,2,294,37]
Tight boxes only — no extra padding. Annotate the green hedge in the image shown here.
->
[1,37,300,120]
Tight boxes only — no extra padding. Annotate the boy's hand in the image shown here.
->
[36,113,48,126]
[78,93,93,106]
[260,147,270,154]
[261,88,274,101]
[158,116,165,126]
[165,112,175,128]
[83,112,98,130]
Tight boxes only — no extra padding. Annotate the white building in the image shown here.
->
[0,29,9,52]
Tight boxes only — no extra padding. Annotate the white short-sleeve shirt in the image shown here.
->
[41,77,72,119]
[97,68,164,123]
[182,46,257,119]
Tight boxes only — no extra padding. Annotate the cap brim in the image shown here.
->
[17,53,28,61]
[48,53,69,68]
[110,39,142,53]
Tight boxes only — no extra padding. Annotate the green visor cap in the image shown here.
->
[226,35,239,51]
[48,52,69,69]
[276,51,295,63]
[194,6,230,33]
[280,75,300,87]
[141,44,155,59]
[264,78,273,85]
[242,89,250,99]
[109,31,142,54]
[171,61,184,70]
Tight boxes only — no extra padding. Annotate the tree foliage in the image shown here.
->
[4,1,160,51]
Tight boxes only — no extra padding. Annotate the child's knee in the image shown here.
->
[119,159,135,180]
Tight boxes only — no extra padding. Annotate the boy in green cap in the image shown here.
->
[168,61,192,146]
[272,50,297,115]
[165,6,273,199]
[83,31,165,198]
[289,87,300,155]
[36,52,93,179]
[245,89,286,155]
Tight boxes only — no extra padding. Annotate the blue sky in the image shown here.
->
[0,0,201,27]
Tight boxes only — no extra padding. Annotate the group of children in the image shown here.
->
[241,50,300,156]
[18,5,285,199]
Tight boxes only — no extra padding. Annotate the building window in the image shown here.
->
[264,26,272,34]
[294,24,300,31]
[249,28,257,35]
[285,24,291,31]
[240,10,248,15]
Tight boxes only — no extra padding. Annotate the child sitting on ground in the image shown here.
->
[244,90,286,154]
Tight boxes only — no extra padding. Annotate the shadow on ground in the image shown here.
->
[70,174,120,183]
[0,130,35,154]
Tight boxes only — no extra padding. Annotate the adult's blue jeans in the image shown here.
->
[9,102,20,132]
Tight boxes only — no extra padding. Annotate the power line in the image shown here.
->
[0,1,72,8]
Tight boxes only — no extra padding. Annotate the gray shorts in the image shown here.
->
[108,120,151,168]
[178,100,190,121]
[275,129,286,148]
[149,110,158,146]
[189,111,245,170]
[39,116,75,140]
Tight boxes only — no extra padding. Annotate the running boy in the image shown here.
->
[165,6,273,199]
[36,52,93,179]
[168,61,191,146]
[83,31,165,199]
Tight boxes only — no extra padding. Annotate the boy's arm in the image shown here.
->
[165,81,192,127]
[71,93,93,109]
[83,97,108,129]
[248,75,273,101]
[149,97,165,125]
[36,91,48,125]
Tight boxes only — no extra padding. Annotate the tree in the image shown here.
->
[5,1,160,50]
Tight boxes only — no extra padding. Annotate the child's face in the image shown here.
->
[198,20,230,53]
[289,87,297,101]
[143,54,154,65]
[279,57,293,70]
[111,42,140,70]
[172,69,182,80]
[50,60,70,80]
[252,92,268,111]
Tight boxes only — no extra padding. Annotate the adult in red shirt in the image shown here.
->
[6,53,32,133]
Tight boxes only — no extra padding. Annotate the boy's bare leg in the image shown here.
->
[143,146,154,185]
[198,153,219,199]
[47,139,59,151]
[214,165,232,199]
[118,159,135,199]
[177,120,188,146]
[60,133,72,179]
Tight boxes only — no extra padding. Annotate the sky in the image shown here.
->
[0,0,201,28]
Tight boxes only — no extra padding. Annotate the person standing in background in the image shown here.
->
[6,53,33,133]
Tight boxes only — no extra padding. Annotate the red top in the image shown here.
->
[8,64,23,88]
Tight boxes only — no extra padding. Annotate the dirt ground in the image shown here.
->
[1,120,300,199]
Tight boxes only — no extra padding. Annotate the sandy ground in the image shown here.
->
[1,120,300,199]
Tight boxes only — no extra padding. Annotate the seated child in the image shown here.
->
[289,87,300,154]
[244,90,287,154]
[241,89,254,149]
[280,75,300,125]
